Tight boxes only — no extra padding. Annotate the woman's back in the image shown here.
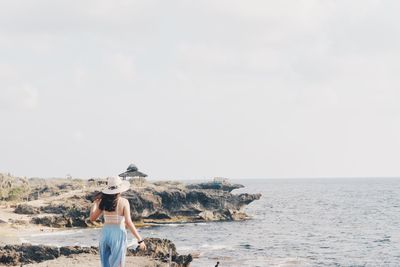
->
[89,176,146,267]
[103,197,125,224]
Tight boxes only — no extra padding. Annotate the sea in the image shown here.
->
[22,178,400,266]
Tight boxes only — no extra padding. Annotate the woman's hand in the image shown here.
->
[92,192,103,203]
[138,241,147,251]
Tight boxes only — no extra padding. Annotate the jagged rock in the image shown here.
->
[127,238,192,266]
[40,204,67,214]
[30,216,73,228]
[186,181,244,192]
[29,202,92,228]
[0,244,60,265]
[29,180,261,227]
[14,204,40,215]
[127,186,261,222]
[30,214,92,228]
[0,239,191,266]
[59,246,98,256]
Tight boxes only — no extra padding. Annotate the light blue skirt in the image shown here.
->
[99,224,128,267]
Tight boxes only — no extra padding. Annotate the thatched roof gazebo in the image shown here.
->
[118,164,147,182]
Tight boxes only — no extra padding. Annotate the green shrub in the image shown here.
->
[7,187,26,201]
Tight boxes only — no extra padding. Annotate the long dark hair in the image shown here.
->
[99,193,120,212]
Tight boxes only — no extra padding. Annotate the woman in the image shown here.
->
[89,176,146,267]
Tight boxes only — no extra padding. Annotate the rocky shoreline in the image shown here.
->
[0,173,261,266]
[6,177,261,228]
[0,238,192,266]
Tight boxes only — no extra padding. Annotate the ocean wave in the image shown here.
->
[199,244,233,250]
[29,229,84,237]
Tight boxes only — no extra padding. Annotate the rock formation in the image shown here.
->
[121,182,261,222]
[9,178,261,228]
[0,238,191,266]
[127,238,192,266]
[186,181,244,192]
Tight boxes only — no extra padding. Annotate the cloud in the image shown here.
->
[73,65,89,88]
[0,0,158,34]
[109,53,136,82]
[1,1,400,178]
[0,84,39,111]
[72,130,85,142]
[20,85,39,109]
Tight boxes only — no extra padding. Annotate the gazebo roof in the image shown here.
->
[118,170,147,178]
[119,163,147,178]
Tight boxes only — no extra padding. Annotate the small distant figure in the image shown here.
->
[215,261,220,267]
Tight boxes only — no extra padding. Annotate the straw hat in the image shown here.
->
[102,176,130,194]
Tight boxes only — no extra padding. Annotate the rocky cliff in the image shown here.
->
[120,181,261,222]
[10,178,261,228]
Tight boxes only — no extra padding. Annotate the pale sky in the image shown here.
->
[1,0,400,179]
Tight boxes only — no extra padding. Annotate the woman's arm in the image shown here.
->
[89,199,103,222]
[123,199,142,240]
[123,198,146,250]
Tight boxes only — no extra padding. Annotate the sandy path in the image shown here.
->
[0,203,67,246]
[0,205,31,223]
[21,254,168,267]
[0,188,85,223]
[0,188,90,246]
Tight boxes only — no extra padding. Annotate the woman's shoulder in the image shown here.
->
[120,197,130,205]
